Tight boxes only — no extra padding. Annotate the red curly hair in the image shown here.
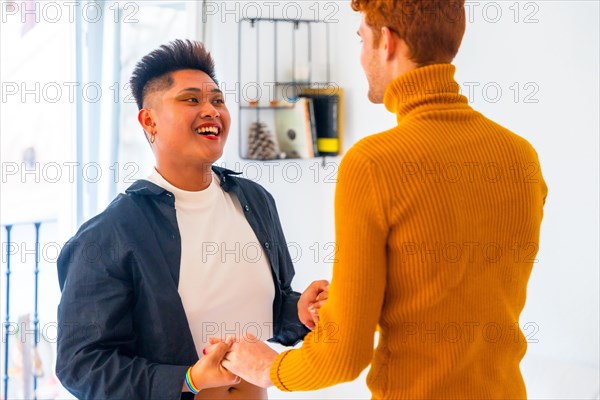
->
[351,0,466,65]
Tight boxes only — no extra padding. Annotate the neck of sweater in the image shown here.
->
[383,63,470,123]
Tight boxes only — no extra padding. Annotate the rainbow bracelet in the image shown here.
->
[185,366,200,394]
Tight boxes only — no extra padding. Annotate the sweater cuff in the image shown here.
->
[270,349,293,392]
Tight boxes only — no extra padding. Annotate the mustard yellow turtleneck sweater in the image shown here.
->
[270,64,548,399]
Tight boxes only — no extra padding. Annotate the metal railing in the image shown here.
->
[2,220,56,400]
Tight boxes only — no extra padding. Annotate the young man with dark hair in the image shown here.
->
[56,39,314,400]
[222,1,548,399]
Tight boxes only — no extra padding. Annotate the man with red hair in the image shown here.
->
[221,1,547,398]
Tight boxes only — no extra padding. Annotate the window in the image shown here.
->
[1,2,202,397]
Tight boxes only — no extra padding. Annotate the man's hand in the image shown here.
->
[220,333,278,388]
[188,340,240,392]
[298,280,329,330]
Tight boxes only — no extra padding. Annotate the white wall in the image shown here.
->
[209,1,599,398]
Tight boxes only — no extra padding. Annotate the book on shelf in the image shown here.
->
[275,97,318,158]
[300,87,344,156]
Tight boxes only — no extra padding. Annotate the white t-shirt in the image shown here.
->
[147,169,274,356]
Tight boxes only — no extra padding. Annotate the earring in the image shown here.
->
[149,122,157,143]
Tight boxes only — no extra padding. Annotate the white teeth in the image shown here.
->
[196,127,219,135]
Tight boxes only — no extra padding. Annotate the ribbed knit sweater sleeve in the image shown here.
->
[270,147,388,390]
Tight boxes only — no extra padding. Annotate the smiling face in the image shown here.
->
[139,69,230,179]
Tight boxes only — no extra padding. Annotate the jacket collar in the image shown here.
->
[125,165,242,197]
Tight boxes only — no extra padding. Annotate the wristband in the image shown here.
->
[185,366,200,394]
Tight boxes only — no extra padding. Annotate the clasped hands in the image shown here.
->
[189,280,329,391]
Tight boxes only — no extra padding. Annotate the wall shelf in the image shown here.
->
[237,17,342,162]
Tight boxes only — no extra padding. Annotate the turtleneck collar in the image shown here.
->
[383,63,470,123]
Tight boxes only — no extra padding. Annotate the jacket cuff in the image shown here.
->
[151,364,190,400]
[269,323,310,347]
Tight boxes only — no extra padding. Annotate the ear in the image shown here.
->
[380,26,398,61]
[138,108,155,134]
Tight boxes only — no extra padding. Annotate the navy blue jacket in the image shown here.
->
[56,166,309,400]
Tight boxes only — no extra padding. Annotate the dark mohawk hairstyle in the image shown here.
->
[129,39,217,110]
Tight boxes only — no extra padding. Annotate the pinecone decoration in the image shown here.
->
[247,122,279,160]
